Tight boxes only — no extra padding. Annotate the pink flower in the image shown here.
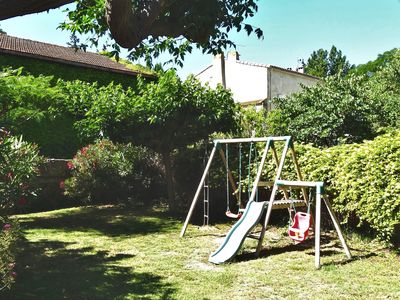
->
[11,271,17,278]
[67,161,74,170]
[18,197,27,206]
[59,180,65,189]
[6,172,13,180]
[80,147,88,156]
[3,223,11,231]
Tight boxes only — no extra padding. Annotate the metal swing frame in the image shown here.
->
[180,136,352,268]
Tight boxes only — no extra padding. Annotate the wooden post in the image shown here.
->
[271,145,290,200]
[315,182,322,269]
[323,197,352,259]
[290,143,309,204]
[180,143,218,237]
[256,137,291,256]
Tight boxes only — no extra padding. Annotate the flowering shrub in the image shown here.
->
[0,217,19,291]
[64,140,163,205]
[0,129,44,213]
[0,129,42,291]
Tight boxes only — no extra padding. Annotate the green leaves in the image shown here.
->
[268,74,375,147]
[304,46,355,78]
[299,131,400,243]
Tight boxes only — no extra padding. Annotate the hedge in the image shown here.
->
[297,131,400,243]
[0,53,151,89]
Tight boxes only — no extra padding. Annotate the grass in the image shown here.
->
[4,205,400,299]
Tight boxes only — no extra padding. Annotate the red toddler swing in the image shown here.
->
[288,195,313,243]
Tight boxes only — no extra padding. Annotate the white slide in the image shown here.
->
[209,201,266,264]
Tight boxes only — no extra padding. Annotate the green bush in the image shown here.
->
[64,140,164,206]
[0,129,44,213]
[0,69,85,158]
[0,130,41,291]
[0,217,20,292]
[267,74,375,147]
[297,131,400,243]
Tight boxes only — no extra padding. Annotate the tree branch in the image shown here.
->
[0,0,73,20]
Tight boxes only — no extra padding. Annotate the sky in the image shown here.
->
[1,0,400,78]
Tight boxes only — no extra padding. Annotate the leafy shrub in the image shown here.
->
[0,130,41,291]
[0,129,44,213]
[297,131,400,243]
[64,140,163,205]
[267,74,375,147]
[0,69,84,158]
[366,49,400,129]
[0,217,20,292]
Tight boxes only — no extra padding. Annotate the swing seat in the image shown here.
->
[288,212,312,243]
[225,210,243,219]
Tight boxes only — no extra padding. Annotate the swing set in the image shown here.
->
[180,136,352,269]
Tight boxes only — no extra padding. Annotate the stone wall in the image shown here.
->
[33,159,77,212]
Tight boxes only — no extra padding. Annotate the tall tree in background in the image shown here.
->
[0,0,263,66]
[351,48,399,76]
[304,45,354,78]
[0,26,5,34]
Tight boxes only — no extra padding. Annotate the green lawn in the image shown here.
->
[5,205,400,299]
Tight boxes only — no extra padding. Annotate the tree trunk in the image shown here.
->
[161,151,177,211]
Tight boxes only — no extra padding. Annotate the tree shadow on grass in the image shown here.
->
[17,206,179,238]
[234,232,369,265]
[4,237,176,299]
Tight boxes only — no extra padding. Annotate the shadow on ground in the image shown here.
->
[234,232,376,265]
[4,237,175,299]
[17,206,180,237]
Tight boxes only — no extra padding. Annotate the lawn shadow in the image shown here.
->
[4,237,176,299]
[17,206,179,238]
[234,232,360,264]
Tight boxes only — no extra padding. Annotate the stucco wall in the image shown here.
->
[269,67,319,99]
[196,54,319,106]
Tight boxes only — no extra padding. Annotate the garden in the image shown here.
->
[1,49,400,298]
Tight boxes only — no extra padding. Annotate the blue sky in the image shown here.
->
[1,0,400,78]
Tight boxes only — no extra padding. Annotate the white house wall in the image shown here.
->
[269,67,319,99]
[225,62,268,104]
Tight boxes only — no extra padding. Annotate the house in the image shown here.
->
[0,33,155,88]
[196,51,319,110]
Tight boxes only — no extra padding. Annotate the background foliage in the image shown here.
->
[298,131,400,243]
[0,53,152,89]
[64,140,163,206]
[266,74,375,147]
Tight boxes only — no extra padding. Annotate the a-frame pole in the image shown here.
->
[290,143,309,204]
[315,182,322,268]
[180,143,218,237]
[271,145,290,201]
[256,137,291,256]
[247,139,272,203]
[323,197,352,259]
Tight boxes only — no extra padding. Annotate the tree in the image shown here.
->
[61,70,238,210]
[0,26,5,34]
[0,0,263,66]
[266,74,375,147]
[351,48,399,76]
[304,46,354,78]
[366,49,400,128]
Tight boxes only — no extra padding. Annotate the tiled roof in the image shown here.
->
[0,34,154,78]
[236,60,320,79]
